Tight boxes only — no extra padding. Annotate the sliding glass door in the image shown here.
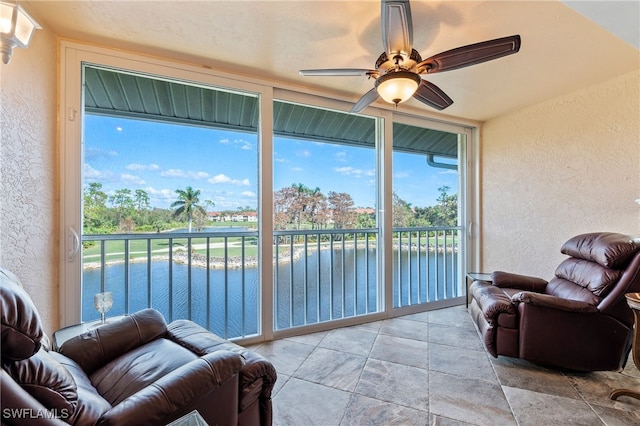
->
[80,65,261,338]
[392,121,466,309]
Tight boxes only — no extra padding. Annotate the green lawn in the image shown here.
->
[83,236,259,262]
[82,228,457,263]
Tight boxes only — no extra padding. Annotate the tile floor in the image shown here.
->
[247,305,640,425]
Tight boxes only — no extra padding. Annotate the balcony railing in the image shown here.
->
[82,226,462,339]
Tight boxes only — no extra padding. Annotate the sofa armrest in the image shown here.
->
[58,309,167,375]
[96,351,243,426]
[511,291,598,313]
[167,320,277,394]
[492,271,548,292]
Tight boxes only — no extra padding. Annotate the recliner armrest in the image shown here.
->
[58,309,167,375]
[167,320,277,393]
[511,291,598,313]
[492,271,548,292]
[97,351,243,426]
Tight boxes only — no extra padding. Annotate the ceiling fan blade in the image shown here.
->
[299,69,376,77]
[381,0,413,57]
[413,80,453,110]
[417,35,521,74]
[350,88,379,113]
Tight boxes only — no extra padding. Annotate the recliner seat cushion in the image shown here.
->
[90,338,199,406]
[561,232,640,268]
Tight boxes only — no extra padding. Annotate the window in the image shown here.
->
[272,101,379,330]
[80,66,260,338]
[392,122,465,308]
[60,42,477,341]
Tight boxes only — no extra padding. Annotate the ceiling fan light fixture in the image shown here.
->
[375,70,420,106]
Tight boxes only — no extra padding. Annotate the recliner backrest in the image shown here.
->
[1,268,44,362]
[544,233,640,324]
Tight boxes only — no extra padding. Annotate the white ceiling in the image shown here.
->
[24,0,640,122]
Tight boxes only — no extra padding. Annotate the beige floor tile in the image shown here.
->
[369,333,430,369]
[429,371,515,425]
[253,338,315,376]
[429,342,498,384]
[355,358,429,410]
[503,386,604,426]
[273,378,351,426]
[294,347,367,392]
[379,317,429,341]
[319,326,377,357]
[342,394,429,426]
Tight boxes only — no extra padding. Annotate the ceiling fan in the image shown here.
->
[299,0,521,113]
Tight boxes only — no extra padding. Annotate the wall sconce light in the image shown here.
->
[0,1,41,65]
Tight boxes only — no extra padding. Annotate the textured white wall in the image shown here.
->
[0,27,59,333]
[481,70,640,278]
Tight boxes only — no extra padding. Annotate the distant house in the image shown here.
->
[245,211,258,222]
[354,208,375,216]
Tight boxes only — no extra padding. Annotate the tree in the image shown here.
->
[435,185,458,226]
[109,188,135,229]
[273,186,298,230]
[413,186,458,227]
[392,191,413,228]
[83,182,110,233]
[290,183,313,230]
[134,189,150,211]
[171,186,206,232]
[327,191,355,229]
[356,212,376,229]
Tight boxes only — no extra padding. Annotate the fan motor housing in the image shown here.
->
[375,48,422,73]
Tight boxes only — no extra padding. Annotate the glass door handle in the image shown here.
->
[68,226,80,261]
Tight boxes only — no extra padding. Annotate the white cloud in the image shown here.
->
[209,174,232,184]
[241,191,256,197]
[291,167,303,172]
[161,169,209,180]
[84,164,113,180]
[296,150,312,158]
[335,151,347,162]
[126,163,160,171]
[335,166,375,178]
[208,174,251,186]
[144,186,175,204]
[121,173,145,185]
[84,148,117,161]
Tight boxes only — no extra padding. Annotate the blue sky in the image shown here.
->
[84,115,458,211]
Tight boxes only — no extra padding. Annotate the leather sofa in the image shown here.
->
[1,268,277,425]
[469,232,640,372]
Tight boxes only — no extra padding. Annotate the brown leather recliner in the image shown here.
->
[1,268,277,425]
[469,232,640,372]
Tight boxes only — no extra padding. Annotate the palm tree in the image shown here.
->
[171,186,206,232]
